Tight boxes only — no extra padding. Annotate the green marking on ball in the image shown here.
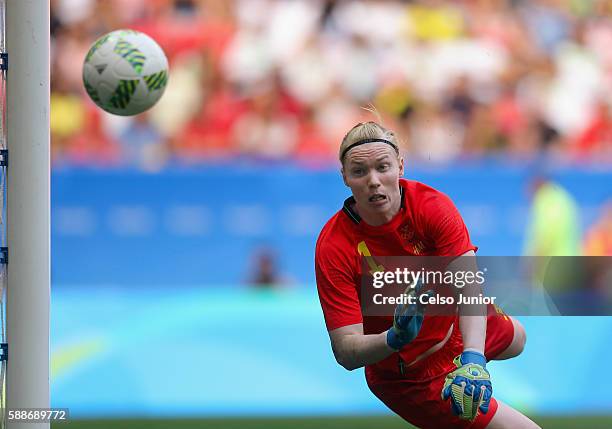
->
[109,79,139,110]
[85,34,110,62]
[143,70,168,91]
[114,38,146,75]
[117,29,141,37]
[83,80,101,105]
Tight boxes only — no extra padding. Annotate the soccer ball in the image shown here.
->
[82,29,169,116]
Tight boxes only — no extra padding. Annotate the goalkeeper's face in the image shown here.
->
[342,144,404,225]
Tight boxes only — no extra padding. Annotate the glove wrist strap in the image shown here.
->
[460,350,486,367]
[386,329,403,351]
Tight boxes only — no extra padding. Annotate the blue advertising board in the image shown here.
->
[52,163,611,286]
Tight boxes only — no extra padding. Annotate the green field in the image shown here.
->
[53,416,612,429]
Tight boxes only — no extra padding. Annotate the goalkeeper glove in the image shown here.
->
[386,281,431,350]
[441,350,492,421]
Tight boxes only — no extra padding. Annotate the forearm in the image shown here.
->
[333,331,395,371]
[459,312,486,353]
[458,271,487,352]
[450,251,487,353]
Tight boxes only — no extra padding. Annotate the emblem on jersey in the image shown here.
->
[398,224,425,255]
[398,224,414,241]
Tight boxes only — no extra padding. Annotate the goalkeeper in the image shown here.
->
[315,122,540,429]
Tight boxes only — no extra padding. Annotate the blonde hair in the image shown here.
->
[339,121,400,163]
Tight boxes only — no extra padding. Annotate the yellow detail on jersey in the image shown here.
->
[413,241,425,255]
[357,241,385,275]
[493,303,509,321]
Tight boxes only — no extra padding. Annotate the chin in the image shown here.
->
[370,203,393,214]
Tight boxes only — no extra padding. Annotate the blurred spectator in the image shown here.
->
[584,202,612,256]
[117,113,167,171]
[523,176,582,306]
[405,0,465,42]
[147,52,205,139]
[282,35,335,106]
[53,22,92,94]
[580,201,612,304]
[232,78,300,160]
[524,176,581,256]
[519,0,572,55]
[445,75,475,125]
[62,106,122,167]
[171,52,246,161]
[247,246,289,288]
[314,84,365,149]
[543,21,603,137]
[409,100,464,162]
[572,99,612,159]
[49,0,612,169]
[490,81,536,156]
[50,76,87,163]
[294,107,336,164]
[222,10,274,88]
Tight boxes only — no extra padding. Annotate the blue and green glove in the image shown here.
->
[442,350,492,421]
[386,282,431,350]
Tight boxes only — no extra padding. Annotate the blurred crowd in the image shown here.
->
[51,0,612,169]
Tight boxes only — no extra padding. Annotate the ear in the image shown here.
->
[398,156,405,177]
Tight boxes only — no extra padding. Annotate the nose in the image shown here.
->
[367,170,382,188]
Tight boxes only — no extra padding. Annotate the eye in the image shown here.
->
[378,163,390,172]
[352,168,364,176]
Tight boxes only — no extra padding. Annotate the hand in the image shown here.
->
[442,350,492,421]
[386,281,431,350]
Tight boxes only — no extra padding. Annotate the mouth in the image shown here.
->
[369,193,387,204]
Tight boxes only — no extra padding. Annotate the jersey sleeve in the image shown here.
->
[315,239,363,331]
[424,192,477,256]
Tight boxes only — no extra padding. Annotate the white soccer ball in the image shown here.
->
[82,29,169,116]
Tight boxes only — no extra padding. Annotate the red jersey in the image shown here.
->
[315,179,477,374]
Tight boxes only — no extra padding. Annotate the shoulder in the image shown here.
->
[402,178,467,239]
[401,179,457,215]
[401,180,476,255]
[316,210,355,264]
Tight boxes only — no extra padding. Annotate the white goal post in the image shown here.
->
[6,1,50,428]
